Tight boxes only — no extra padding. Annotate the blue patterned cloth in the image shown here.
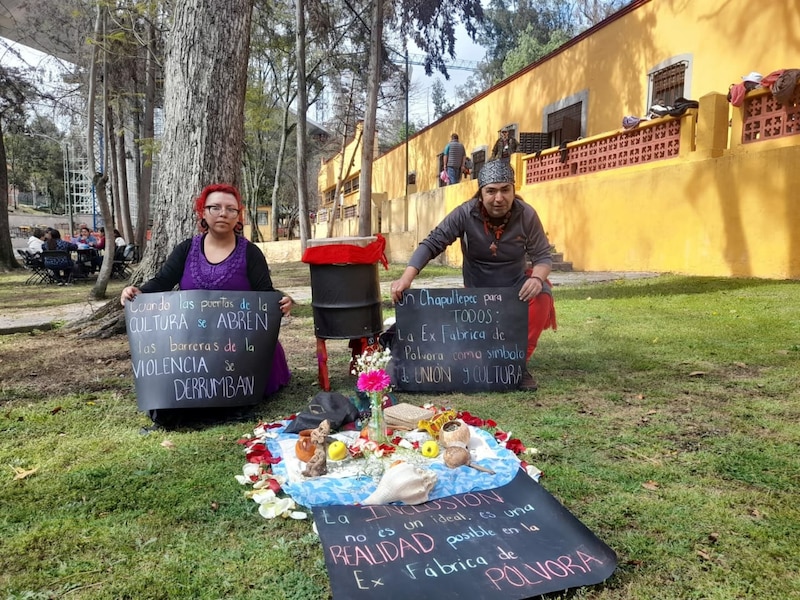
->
[267,423,523,507]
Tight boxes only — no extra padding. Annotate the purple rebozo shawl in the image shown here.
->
[180,234,290,396]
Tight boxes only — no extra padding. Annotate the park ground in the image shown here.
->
[1,264,799,599]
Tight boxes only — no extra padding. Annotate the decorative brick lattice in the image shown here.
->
[742,87,800,143]
[525,119,682,184]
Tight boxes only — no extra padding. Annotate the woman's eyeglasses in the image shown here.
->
[205,205,240,217]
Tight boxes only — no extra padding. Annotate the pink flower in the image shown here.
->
[357,369,391,393]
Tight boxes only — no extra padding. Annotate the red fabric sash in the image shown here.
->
[301,234,388,269]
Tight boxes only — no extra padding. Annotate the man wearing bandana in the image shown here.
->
[390,160,556,391]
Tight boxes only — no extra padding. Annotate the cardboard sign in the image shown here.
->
[125,290,282,411]
[313,470,617,599]
[391,288,528,392]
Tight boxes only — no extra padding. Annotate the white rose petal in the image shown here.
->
[242,463,261,478]
[258,497,296,519]
[251,489,277,504]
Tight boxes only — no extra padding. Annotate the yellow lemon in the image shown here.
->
[328,440,348,461]
[421,440,439,458]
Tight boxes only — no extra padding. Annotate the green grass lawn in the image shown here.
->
[1,270,799,599]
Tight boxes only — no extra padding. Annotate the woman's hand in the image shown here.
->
[279,295,294,316]
[120,286,141,305]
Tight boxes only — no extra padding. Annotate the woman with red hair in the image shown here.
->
[121,183,292,426]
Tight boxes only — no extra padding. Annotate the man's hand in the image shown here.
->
[390,266,419,303]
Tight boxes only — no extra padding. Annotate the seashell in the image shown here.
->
[362,462,438,505]
[439,419,471,447]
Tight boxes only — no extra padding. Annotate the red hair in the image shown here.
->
[193,183,244,232]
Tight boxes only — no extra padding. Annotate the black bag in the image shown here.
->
[283,391,360,434]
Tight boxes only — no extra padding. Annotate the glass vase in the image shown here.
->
[367,392,387,443]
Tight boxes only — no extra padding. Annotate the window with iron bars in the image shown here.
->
[547,102,582,147]
[650,62,687,107]
[471,149,486,180]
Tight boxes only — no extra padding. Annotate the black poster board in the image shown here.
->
[313,470,617,599]
[392,288,527,392]
[124,290,282,411]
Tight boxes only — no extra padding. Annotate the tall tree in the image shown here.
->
[430,78,453,120]
[295,0,313,249]
[132,0,254,284]
[357,0,384,237]
[502,26,571,78]
[467,0,627,89]
[0,65,36,271]
[356,0,485,237]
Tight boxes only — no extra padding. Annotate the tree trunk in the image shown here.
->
[271,101,291,242]
[0,119,20,271]
[134,0,254,283]
[134,20,157,256]
[116,102,132,244]
[358,0,383,238]
[89,32,116,301]
[77,0,254,337]
[295,0,311,252]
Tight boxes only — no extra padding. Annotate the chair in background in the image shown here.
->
[40,250,74,285]
[17,249,53,285]
[112,244,136,279]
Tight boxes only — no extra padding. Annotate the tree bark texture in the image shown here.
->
[135,0,253,283]
[134,20,158,255]
[295,0,311,252]
[0,119,20,271]
[358,0,383,238]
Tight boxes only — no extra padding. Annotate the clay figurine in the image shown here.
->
[302,420,330,477]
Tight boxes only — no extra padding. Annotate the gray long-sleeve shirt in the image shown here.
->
[409,197,552,289]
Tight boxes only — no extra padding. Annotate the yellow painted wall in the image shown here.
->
[303,0,800,279]
[321,0,800,202]
[531,138,800,279]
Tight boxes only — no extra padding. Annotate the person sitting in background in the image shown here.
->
[120,183,293,427]
[113,229,127,248]
[75,225,98,248]
[96,228,107,250]
[26,228,45,254]
[41,228,78,285]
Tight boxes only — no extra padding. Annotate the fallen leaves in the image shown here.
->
[11,466,38,480]
[160,439,176,450]
[641,480,660,491]
[696,548,713,561]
